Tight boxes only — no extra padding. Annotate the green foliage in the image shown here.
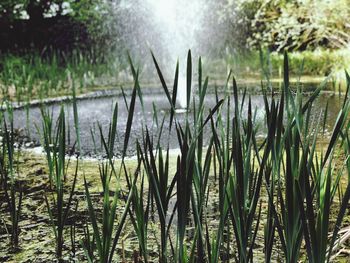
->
[0,0,110,54]
[0,0,103,20]
[219,0,350,51]
[0,112,23,248]
[0,50,122,102]
[1,0,68,20]
[42,107,78,261]
[82,74,139,263]
[1,50,350,262]
[247,0,350,51]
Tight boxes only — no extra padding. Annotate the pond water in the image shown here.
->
[11,86,344,157]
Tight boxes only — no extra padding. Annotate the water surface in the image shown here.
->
[12,87,343,156]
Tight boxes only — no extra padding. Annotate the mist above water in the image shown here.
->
[113,0,222,108]
[145,0,204,61]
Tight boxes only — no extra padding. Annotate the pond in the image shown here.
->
[11,84,344,157]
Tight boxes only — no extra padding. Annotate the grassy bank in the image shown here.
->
[0,51,127,102]
[1,48,350,103]
[208,48,350,88]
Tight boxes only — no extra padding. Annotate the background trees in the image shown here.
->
[0,0,108,55]
[1,0,350,57]
[235,0,350,51]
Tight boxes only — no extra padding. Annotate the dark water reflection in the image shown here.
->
[12,87,344,156]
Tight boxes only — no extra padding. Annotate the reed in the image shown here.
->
[297,75,350,263]
[0,110,23,248]
[265,53,350,263]
[142,50,350,262]
[82,158,137,263]
[38,107,55,187]
[2,49,350,262]
[82,71,139,262]
[42,107,78,261]
[0,50,120,103]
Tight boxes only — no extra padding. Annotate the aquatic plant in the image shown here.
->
[0,110,23,248]
[82,72,140,263]
[0,50,120,103]
[1,50,350,262]
[43,107,79,261]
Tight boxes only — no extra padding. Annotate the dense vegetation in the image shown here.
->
[1,52,349,262]
[1,1,350,261]
[1,0,350,102]
[2,0,349,52]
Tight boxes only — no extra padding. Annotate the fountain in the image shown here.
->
[117,0,207,109]
[176,77,187,110]
[145,0,203,109]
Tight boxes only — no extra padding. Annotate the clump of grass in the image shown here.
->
[297,74,350,263]
[42,107,79,262]
[82,158,137,263]
[82,69,140,262]
[266,53,350,263]
[0,50,122,103]
[141,50,350,262]
[149,50,226,262]
[0,109,23,248]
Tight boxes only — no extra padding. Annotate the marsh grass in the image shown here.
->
[135,50,350,262]
[41,107,79,261]
[0,51,121,103]
[0,109,23,248]
[81,70,140,263]
[1,50,350,262]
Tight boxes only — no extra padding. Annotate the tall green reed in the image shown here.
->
[139,129,177,262]
[0,108,23,248]
[150,50,225,262]
[83,157,137,263]
[43,107,78,261]
[82,70,139,263]
[38,108,55,188]
[297,74,350,263]
[265,53,350,263]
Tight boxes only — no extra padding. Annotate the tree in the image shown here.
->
[1,0,63,21]
[248,0,350,51]
[0,0,110,54]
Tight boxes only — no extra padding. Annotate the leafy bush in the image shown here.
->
[247,0,350,51]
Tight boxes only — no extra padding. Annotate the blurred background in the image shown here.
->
[1,0,350,101]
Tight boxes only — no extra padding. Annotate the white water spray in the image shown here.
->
[144,0,205,109]
[115,0,209,108]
